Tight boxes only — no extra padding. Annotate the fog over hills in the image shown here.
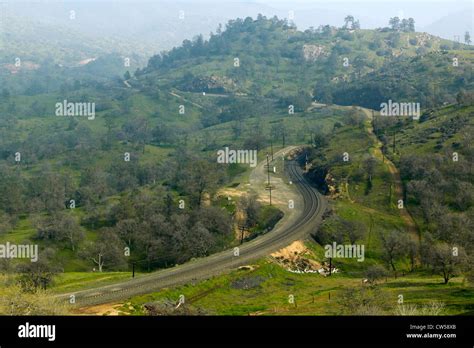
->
[1,0,471,63]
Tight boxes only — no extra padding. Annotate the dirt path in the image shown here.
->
[168,90,204,109]
[248,146,300,209]
[218,146,303,239]
[359,107,418,237]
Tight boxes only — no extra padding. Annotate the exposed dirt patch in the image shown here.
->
[271,240,307,259]
[217,188,246,198]
[271,241,323,274]
[218,146,302,243]
[248,146,302,214]
[75,302,123,316]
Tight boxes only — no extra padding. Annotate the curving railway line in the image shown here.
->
[59,153,327,307]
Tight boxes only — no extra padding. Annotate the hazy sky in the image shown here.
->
[16,0,471,28]
[4,0,472,52]
[256,0,472,27]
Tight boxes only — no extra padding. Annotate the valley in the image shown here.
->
[0,10,472,318]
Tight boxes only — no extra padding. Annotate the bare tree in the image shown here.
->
[406,238,418,272]
[16,249,60,292]
[363,156,377,184]
[35,213,84,251]
[82,228,126,272]
[425,243,467,284]
[380,230,406,272]
[239,194,261,228]
[365,265,388,284]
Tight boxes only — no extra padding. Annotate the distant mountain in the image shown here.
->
[5,1,283,58]
[0,15,146,67]
[5,0,472,61]
[421,9,473,42]
[136,16,473,110]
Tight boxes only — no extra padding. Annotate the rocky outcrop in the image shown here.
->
[184,75,237,93]
[302,44,327,62]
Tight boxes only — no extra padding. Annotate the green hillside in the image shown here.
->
[0,15,472,315]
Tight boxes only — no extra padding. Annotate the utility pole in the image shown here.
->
[269,185,272,206]
[266,153,270,185]
[266,154,272,206]
[270,139,274,161]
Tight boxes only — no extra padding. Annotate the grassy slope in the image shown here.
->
[147,26,471,95]
[114,107,474,315]
[0,98,348,272]
[118,256,472,316]
[1,19,472,311]
[375,104,474,231]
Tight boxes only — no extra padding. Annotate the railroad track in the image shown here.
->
[59,155,326,307]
